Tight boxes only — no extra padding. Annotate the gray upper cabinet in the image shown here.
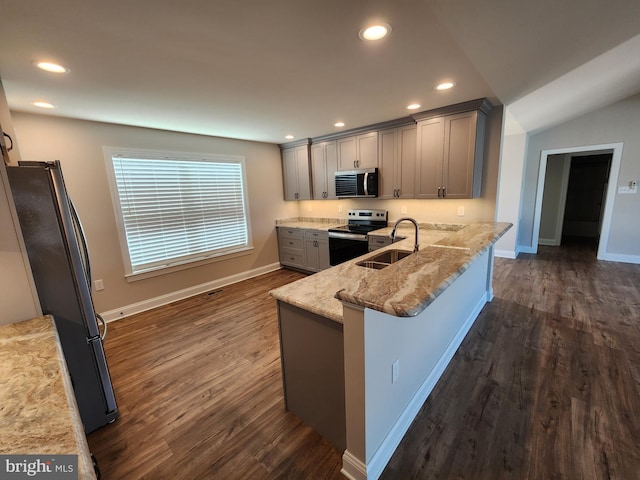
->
[311,140,338,200]
[337,131,378,170]
[282,143,312,201]
[415,107,487,199]
[378,124,417,199]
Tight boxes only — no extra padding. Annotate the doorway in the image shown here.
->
[539,153,612,251]
[531,143,623,260]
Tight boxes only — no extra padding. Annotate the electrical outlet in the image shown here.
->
[338,205,343,213]
[618,186,638,194]
[94,279,104,291]
[392,359,400,383]
[401,206,407,214]
[307,205,312,212]
[457,206,465,216]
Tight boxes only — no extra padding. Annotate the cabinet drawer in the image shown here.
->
[279,236,304,251]
[368,235,392,250]
[278,227,304,238]
[304,230,328,240]
[279,251,305,267]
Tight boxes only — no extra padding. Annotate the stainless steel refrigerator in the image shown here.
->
[8,160,118,433]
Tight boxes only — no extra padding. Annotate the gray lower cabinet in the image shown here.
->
[277,227,330,272]
[368,234,393,251]
[277,301,345,450]
[303,230,330,272]
[277,227,305,269]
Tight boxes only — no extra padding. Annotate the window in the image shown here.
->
[104,147,252,278]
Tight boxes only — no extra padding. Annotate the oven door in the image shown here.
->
[328,232,369,266]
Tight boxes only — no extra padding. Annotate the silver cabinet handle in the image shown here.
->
[442,186,446,198]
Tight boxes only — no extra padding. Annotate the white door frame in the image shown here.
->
[532,142,623,260]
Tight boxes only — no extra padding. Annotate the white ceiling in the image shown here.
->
[1,0,639,144]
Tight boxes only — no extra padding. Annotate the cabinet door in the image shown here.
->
[442,111,477,199]
[311,143,327,200]
[397,125,417,198]
[415,117,444,199]
[311,141,338,200]
[282,148,299,201]
[356,131,378,169]
[295,145,312,200]
[317,238,331,270]
[325,141,338,199]
[337,136,357,171]
[378,128,398,199]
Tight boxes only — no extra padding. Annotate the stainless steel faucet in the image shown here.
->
[390,217,419,253]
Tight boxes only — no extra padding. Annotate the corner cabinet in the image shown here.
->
[414,99,490,199]
[337,131,378,170]
[281,141,312,201]
[311,141,338,200]
[378,124,417,199]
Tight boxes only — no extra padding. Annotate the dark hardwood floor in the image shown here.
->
[88,244,640,479]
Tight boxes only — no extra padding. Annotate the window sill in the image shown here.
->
[124,246,254,282]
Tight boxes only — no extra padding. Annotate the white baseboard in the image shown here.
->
[100,262,282,322]
[518,245,537,254]
[538,237,559,246]
[341,451,367,480]
[345,291,487,480]
[494,249,518,259]
[598,252,640,264]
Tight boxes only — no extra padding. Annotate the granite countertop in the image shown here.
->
[276,217,345,231]
[0,316,96,480]
[270,222,512,321]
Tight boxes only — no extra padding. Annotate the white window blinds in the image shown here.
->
[109,154,249,275]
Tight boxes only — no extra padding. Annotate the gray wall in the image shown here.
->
[519,93,640,257]
[539,154,567,244]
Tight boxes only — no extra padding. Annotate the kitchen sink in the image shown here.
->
[356,249,413,270]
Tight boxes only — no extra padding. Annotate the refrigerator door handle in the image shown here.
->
[69,197,92,286]
[96,313,107,341]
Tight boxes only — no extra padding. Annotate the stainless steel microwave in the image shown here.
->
[335,168,378,198]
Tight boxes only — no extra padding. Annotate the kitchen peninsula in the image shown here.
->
[270,221,511,480]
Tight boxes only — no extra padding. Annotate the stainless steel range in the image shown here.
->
[328,209,388,266]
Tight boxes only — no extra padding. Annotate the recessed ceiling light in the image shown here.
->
[359,23,391,41]
[33,101,55,109]
[33,61,69,74]
[407,103,421,110]
[334,122,345,128]
[435,82,455,91]
[285,134,294,140]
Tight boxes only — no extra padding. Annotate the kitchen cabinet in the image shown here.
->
[282,143,312,201]
[367,232,406,251]
[277,227,330,272]
[303,230,330,272]
[378,124,417,199]
[277,227,305,269]
[368,234,392,251]
[415,109,486,199]
[277,301,345,450]
[311,141,337,200]
[337,131,378,171]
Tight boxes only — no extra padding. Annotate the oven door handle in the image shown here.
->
[328,231,368,241]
